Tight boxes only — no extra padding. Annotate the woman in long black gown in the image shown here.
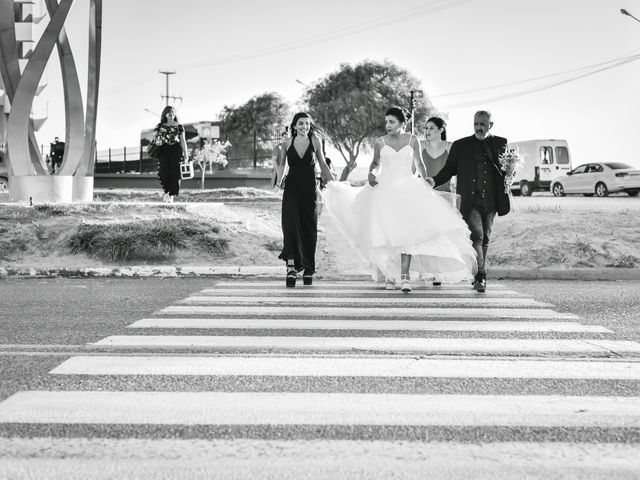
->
[276,112,335,287]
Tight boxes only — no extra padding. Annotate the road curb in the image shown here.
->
[490,267,640,281]
[1,265,639,281]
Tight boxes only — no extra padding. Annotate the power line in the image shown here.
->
[439,53,640,109]
[431,48,640,99]
[101,0,470,96]
[175,0,471,71]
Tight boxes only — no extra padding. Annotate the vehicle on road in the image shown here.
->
[0,146,8,192]
[550,162,640,197]
[508,139,572,196]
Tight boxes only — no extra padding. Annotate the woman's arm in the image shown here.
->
[179,127,188,159]
[312,137,335,183]
[276,138,290,182]
[368,139,382,186]
[411,135,427,178]
[152,124,161,144]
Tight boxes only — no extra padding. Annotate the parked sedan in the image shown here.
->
[550,162,640,197]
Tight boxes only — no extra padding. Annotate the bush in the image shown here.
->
[69,218,228,262]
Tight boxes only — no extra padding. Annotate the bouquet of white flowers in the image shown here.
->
[498,147,525,194]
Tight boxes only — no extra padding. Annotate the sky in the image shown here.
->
[32,0,640,170]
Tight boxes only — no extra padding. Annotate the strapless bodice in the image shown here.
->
[378,145,414,181]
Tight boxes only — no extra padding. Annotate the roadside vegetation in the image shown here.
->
[93,187,280,203]
[1,189,639,271]
[69,219,228,262]
[491,202,640,268]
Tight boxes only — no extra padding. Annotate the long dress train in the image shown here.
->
[323,143,476,283]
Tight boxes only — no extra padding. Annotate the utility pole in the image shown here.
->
[159,70,182,107]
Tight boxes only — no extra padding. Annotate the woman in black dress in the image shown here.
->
[153,106,188,203]
[276,112,335,287]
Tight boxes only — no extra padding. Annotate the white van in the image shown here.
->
[508,139,572,196]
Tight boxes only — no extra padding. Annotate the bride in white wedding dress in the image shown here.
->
[322,107,476,292]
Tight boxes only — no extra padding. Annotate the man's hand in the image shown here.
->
[368,172,378,187]
[425,177,435,187]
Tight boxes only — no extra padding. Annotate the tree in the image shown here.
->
[219,92,291,167]
[304,60,433,181]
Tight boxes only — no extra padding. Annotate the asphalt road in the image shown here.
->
[2,277,639,344]
[1,277,639,479]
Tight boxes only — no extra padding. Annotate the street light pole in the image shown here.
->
[621,8,640,23]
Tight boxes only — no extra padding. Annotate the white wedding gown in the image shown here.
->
[322,143,477,283]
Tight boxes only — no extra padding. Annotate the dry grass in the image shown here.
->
[490,209,639,268]
[1,190,639,271]
[69,219,228,262]
[0,223,36,260]
[0,201,230,265]
[93,187,280,203]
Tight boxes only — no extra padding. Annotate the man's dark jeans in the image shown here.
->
[466,207,496,279]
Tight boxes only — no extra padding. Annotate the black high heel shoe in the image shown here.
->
[302,268,313,286]
[286,261,297,288]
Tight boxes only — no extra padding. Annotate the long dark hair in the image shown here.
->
[160,106,179,124]
[386,106,411,124]
[427,116,447,140]
[290,112,327,140]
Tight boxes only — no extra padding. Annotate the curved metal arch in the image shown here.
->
[6,0,74,177]
[0,0,47,175]
[77,0,102,176]
[44,0,85,176]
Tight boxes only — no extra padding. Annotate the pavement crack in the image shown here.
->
[582,340,625,359]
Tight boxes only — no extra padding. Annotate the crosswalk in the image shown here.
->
[1,279,640,478]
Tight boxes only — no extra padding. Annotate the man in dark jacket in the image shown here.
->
[427,111,509,292]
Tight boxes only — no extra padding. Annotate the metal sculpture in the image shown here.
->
[0,0,102,202]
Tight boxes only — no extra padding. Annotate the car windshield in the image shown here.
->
[604,162,633,170]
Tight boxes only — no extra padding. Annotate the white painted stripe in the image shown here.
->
[200,288,524,296]
[91,336,640,355]
[128,318,610,333]
[212,281,509,289]
[180,296,548,307]
[1,391,638,427]
[51,355,640,379]
[1,440,638,477]
[160,305,579,319]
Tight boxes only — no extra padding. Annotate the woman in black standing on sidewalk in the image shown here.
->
[153,106,188,203]
[276,112,335,287]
